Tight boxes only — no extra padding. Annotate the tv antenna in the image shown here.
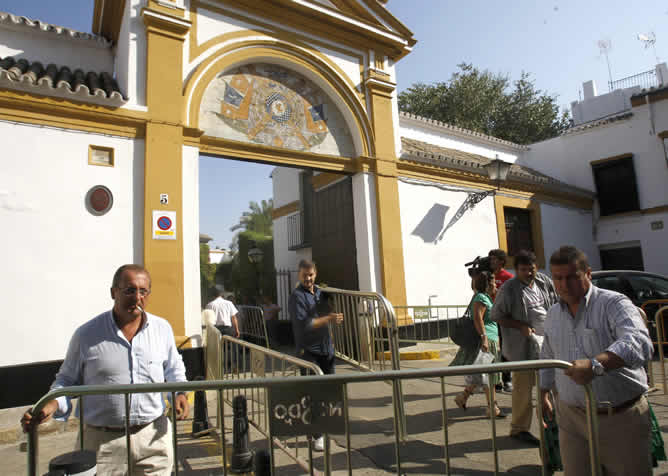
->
[637,32,659,64]
[598,39,614,90]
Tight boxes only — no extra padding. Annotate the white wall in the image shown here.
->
[540,203,600,270]
[182,145,201,344]
[352,172,381,292]
[522,101,668,275]
[0,25,114,75]
[271,167,300,208]
[398,179,500,306]
[115,0,147,108]
[0,122,143,365]
[596,211,668,274]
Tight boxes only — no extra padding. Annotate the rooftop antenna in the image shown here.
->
[637,32,659,64]
[598,39,614,91]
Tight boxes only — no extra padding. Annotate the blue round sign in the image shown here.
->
[157,216,172,230]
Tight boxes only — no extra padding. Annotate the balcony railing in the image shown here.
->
[287,210,310,250]
[609,69,658,92]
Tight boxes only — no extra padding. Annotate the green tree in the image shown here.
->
[398,63,570,145]
[229,199,273,251]
[199,243,217,307]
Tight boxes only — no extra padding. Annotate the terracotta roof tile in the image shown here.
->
[0,56,127,107]
[400,137,593,198]
[0,11,111,47]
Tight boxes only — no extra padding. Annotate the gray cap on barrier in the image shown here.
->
[47,450,96,476]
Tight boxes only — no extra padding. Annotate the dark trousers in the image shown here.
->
[216,325,237,372]
[299,351,335,440]
[498,332,511,385]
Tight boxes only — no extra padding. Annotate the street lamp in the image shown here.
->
[485,154,512,190]
[248,242,264,304]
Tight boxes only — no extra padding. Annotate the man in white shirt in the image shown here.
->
[22,264,189,474]
[205,292,241,338]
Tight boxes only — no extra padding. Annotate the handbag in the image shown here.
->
[450,296,481,348]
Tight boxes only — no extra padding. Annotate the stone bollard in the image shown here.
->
[45,449,96,475]
[191,377,210,437]
[230,395,253,473]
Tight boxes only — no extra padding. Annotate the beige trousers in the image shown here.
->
[79,415,173,476]
[510,370,536,435]
[556,396,652,476]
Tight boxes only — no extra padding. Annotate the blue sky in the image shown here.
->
[2,0,667,247]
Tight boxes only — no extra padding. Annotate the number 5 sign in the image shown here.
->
[152,210,177,240]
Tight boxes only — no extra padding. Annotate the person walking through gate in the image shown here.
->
[452,271,507,418]
[21,264,189,475]
[488,248,514,393]
[206,291,241,339]
[491,250,558,445]
[289,259,343,451]
[541,246,653,476]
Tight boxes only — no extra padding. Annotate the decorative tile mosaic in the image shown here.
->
[199,63,355,157]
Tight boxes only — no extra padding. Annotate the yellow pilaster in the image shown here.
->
[365,69,408,309]
[142,8,191,335]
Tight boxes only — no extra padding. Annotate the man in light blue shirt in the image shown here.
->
[22,264,189,474]
[540,246,653,476]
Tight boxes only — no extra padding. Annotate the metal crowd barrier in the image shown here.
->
[207,324,328,474]
[237,305,270,346]
[641,300,668,394]
[394,304,468,344]
[321,287,407,439]
[26,360,602,476]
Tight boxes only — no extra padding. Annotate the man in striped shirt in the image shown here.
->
[540,246,653,476]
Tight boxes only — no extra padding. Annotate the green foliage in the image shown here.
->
[398,63,570,145]
[229,199,273,250]
[214,231,276,305]
[199,243,217,307]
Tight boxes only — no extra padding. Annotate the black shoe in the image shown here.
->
[510,431,540,446]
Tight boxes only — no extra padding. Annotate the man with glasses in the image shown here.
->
[21,264,189,474]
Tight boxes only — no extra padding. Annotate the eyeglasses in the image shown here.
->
[118,287,151,297]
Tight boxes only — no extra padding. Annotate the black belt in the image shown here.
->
[86,416,160,433]
[596,394,644,416]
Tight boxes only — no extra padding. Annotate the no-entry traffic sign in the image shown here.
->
[152,210,176,240]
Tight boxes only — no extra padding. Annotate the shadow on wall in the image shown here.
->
[411,204,449,243]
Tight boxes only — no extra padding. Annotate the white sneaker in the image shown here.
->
[313,436,325,452]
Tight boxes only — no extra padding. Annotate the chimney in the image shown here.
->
[583,80,597,100]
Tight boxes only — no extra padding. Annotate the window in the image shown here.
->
[504,207,534,257]
[494,195,545,268]
[599,245,644,271]
[591,155,640,216]
[625,275,668,301]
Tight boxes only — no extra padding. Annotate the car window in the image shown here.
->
[625,275,668,301]
[592,276,631,298]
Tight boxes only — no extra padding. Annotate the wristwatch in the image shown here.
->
[591,358,605,377]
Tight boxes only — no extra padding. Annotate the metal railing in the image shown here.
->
[26,360,602,476]
[276,269,298,321]
[237,305,269,346]
[206,325,327,474]
[609,68,657,91]
[319,286,406,438]
[394,304,468,344]
[641,300,668,394]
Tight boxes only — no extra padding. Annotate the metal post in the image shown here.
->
[440,377,451,476]
[489,378,498,476]
[124,393,132,474]
[656,306,668,394]
[78,396,84,451]
[171,392,179,476]
[583,384,602,476]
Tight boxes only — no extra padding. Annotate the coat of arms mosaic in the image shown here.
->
[199,63,354,157]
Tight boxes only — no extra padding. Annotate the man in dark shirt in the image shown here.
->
[289,259,343,450]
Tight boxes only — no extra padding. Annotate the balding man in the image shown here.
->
[22,264,189,475]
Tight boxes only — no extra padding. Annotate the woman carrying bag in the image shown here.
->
[451,271,506,418]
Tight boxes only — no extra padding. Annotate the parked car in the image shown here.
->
[591,270,668,346]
